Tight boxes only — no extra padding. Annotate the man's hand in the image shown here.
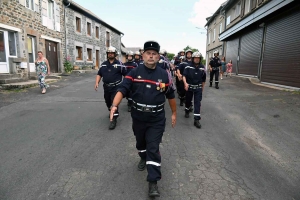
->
[184,83,189,91]
[110,106,118,121]
[94,83,99,91]
[178,75,183,81]
[171,113,176,128]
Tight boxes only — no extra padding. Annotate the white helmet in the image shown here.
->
[192,52,202,58]
[178,50,184,54]
[106,46,117,53]
[134,51,141,56]
[179,56,185,60]
[185,49,193,54]
[213,50,219,55]
[126,50,134,56]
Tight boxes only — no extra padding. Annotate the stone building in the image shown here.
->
[0,0,64,83]
[64,1,123,70]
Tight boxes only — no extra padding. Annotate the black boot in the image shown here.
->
[148,182,160,197]
[209,82,212,87]
[180,99,183,106]
[215,83,219,89]
[185,111,189,118]
[109,119,117,130]
[137,158,146,171]
[194,120,201,129]
[128,105,132,112]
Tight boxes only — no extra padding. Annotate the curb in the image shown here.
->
[0,79,58,90]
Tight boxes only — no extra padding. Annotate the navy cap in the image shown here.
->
[143,41,160,53]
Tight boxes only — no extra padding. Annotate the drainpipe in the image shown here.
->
[63,0,71,72]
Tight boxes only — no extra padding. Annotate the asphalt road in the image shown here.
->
[0,73,299,200]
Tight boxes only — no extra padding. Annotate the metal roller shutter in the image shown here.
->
[261,9,300,88]
[225,37,239,74]
[238,28,263,76]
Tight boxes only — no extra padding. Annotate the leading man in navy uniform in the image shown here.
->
[94,46,127,130]
[110,41,177,197]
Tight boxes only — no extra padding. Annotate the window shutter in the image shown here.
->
[257,0,263,5]
[251,0,257,10]
[240,0,245,17]
[34,0,40,12]
[54,1,60,32]
[19,0,26,6]
[41,0,48,26]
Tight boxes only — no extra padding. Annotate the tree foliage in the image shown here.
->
[166,53,175,61]
[183,46,199,53]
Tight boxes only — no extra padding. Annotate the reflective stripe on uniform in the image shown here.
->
[194,114,201,116]
[138,150,146,153]
[125,76,170,87]
[146,161,161,167]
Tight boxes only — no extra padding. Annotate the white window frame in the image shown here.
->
[208,32,210,44]
[213,29,216,42]
[226,16,231,25]
[8,31,17,57]
[25,0,34,10]
[47,0,54,20]
[95,25,100,39]
[74,13,82,35]
[247,0,251,13]
[219,23,223,34]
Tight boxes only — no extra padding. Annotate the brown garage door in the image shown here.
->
[225,37,239,74]
[45,40,58,73]
[261,9,300,88]
[238,28,263,76]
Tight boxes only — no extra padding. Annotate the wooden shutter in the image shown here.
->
[240,0,245,17]
[257,0,263,5]
[54,1,60,32]
[251,0,257,10]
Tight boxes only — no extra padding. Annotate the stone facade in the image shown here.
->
[65,4,122,70]
[0,0,65,78]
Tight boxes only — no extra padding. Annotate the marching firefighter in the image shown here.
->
[94,46,127,130]
[134,51,142,65]
[176,49,193,106]
[110,41,176,197]
[183,52,206,128]
[124,50,139,112]
[209,50,221,89]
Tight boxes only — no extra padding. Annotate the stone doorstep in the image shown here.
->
[0,79,58,90]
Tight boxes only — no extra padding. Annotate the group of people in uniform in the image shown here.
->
[94,41,221,197]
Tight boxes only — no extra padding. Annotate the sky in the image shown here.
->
[73,0,226,56]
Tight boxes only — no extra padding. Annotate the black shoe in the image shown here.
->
[189,106,193,112]
[215,86,219,89]
[180,99,183,106]
[137,158,146,171]
[209,84,212,87]
[194,120,201,129]
[128,106,132,112]
[109,119,117,130]
[148,182,160,197]
[185,112,189,118]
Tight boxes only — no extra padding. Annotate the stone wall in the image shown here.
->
[65,7,121,69]
[0,0,65,75]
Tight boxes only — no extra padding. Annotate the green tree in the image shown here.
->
[166,53,175,61]
[183,46,199,53]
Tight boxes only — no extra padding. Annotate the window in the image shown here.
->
[106,31,110,47]
[48,0,54,19]
[235,3,241,18]
[246,0,251,13]
[219,23,223,34]
[76,46,82,60]
[76,17,81,32]
[213,29,216,41]
[95,26,99,38]
[87,22,91,36]
[0,31,7,62]
[87,48,92,61]
[27,36,36,63]
[25,0,34,10]
[226,16,231,25]
[208,33,210,44]
[8,32,17,56]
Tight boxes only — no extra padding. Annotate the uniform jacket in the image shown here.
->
[183,63,206,86]
[124,61,138,75]
[209,57,221,70]
[117,64,175,122]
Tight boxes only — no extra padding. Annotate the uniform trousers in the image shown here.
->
[132,117,166,182]
[210,70,219,85]
[103,86,119,119]
[185,88,202,120]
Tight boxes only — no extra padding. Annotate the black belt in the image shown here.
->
[189,84,202,89]
[132,101,165,113]
[104,80,122,87]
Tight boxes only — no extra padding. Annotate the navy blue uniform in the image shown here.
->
[117,64,175,182]
[176,60,193,103]
[157,55,170,70]
[209,57,221,87]
[183,63,206,120]
[124,61,139,107]
[98,59,127,118]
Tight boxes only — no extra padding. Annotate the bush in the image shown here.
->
[64,55,73,73]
